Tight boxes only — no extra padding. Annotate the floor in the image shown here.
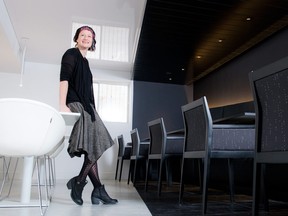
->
[1,178,288,216]
[135,182,288,216]
[0,179,152,216]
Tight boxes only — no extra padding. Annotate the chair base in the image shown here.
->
[0,199,49,207]
[0,200,49,216]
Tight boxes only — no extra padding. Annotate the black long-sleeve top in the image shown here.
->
[60,48,95,121]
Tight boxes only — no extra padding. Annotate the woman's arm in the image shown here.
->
[59,80,71,112]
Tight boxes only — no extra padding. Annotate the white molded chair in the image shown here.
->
[0,98,66,215]
[46,142,65,197]
[0,156,10,194]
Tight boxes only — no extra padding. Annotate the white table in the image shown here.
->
[20,112,80,203]
[60,112,81,126]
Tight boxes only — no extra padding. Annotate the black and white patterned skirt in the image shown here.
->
[67,102,115,162]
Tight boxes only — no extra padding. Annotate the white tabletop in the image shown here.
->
[60,112,81,126]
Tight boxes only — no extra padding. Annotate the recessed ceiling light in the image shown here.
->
[196,55,202,59]
[218,39,223,43]
[246,17,251,21]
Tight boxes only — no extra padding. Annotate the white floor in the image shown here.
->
[0,179,152,216]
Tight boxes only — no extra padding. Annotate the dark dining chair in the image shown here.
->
[145,118,183,196]
[179,96,255,215]
[115,135,131,182]
[127,128,149,186]
[249,56,288,215]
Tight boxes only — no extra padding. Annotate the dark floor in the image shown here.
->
[135,182,288,216]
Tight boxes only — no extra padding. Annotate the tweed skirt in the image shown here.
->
[67,102,115,163]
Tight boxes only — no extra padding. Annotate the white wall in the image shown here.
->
[0,61,133,180]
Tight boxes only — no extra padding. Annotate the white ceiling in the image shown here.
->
[0,0,146,74]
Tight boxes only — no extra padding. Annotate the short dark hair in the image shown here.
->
[73,26,96,51]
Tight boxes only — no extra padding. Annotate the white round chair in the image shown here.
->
[0,98,66,215]
[46,141,65,197]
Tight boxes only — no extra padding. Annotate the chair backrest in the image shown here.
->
[147,118,166,155]
[0,98,66,157]
[249,56,288,153]
[117,135,125,157]
[130,128,141,157]
[181,96,212,153]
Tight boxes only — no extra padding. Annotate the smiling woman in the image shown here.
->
[59,25,118,206]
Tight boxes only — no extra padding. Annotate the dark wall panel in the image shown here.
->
[193,27,288,108]
[133,81,187,139]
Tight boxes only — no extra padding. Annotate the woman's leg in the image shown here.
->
[88,161,118,205]
[87,162,102,188]
[77,155,94,182]
[66,155,91,205]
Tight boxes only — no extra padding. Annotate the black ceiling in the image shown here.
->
[132,0,288,85]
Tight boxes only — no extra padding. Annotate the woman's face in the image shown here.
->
[76,29,93,50]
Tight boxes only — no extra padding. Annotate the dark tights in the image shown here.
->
[76,155,102,188]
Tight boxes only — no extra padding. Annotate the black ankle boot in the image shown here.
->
[91,185,118,205]
[66,176,87,205]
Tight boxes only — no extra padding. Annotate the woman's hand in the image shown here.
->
[60,104,71,112]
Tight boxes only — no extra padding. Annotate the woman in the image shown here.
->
[59,26,117,205]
